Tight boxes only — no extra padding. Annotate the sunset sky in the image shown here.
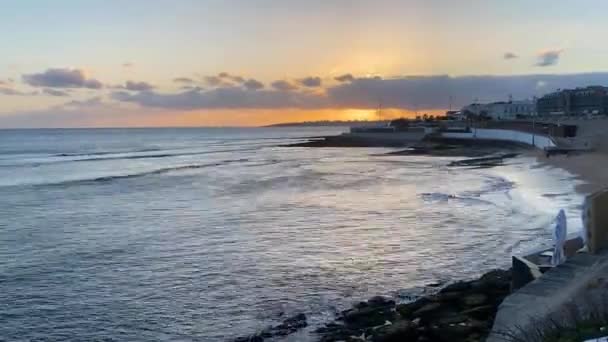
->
[2,0,608,127]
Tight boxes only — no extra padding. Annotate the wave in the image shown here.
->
[59,148,260,163]
[419,192,497,206]
[17,158,250,188]
[2,147,263,168]
[458,175,515,198]
[54,148,162,157]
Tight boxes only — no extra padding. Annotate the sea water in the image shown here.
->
[0,127,584,341]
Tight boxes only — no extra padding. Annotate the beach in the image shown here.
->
[537,152,608,194]
[534,118,608,194]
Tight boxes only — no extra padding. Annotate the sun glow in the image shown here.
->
[343,109,377,121]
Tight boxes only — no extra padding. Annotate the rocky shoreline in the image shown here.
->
[235,269,512,342]
[283,135,524,158]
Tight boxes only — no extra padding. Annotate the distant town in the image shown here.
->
[448,85,608,121]
[271,85,608,127]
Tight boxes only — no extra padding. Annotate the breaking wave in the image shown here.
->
[17,159,250,188]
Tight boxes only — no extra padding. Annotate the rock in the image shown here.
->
[475,269,511,291]
[368,296,395,307]
[461,305,495,319]
[233,313,307,341]
[440,281,471,293]
[438,314,468,325]
[273,313,307,335]
[396,298,431,318]
[233,336,264,342]
[354,301,369,309]
[428,282,444,288]
[373,320,416,342]
[412,302,442,319]
[462,294,487,307]
[436,291,462,303]
[343,305,396,327]
[467,319,490,332]
[317,269,511,342]
[316,322,357,342]
[429,323,475,341]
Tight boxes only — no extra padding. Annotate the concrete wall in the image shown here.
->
[489,250,608,341]
[441,128,556,149]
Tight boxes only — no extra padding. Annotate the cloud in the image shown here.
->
[243,79,264,91]
[334,74,355,83]
[174,77,195,84]
[0,86,37,96]
[43,88,70,97]
[62,96,103,108]
[298,76,322,87]
[103,72,608,111]
[180,85,204,91]
[271,80,298,91]
[230,75,245,83]
[503,52,518,60]
[110,86,327,110]
[23,68,103,89]
[123,80,155,91]
[536,49,562,67]
[204,76,223,87]
[123,62,134,68]
[0,87,26,96]
[0,99,147,128]
[218,72,245,83]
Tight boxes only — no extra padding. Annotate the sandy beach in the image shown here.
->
[537,152,608,194]
[534,119,608,194]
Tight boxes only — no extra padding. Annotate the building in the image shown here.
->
[445,110,466,120]
[537,86,608,116]
[461,99,536,120]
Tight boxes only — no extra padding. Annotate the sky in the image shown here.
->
[2,0,608,127]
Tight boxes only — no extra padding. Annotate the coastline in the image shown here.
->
[234,269,512,342]
[533,150,608,194]
[232,143,584,342]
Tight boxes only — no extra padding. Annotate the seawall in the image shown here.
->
[439,128,556,150]
[488,249,608,341]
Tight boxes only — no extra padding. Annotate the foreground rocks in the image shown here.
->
[233,313,307,342]
[317,269,512,342]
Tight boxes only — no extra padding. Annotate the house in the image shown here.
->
[445,110,466,120]
[537,86,608,116]
[461,99,536,120]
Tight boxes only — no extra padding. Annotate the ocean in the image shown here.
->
[0,127,584,341]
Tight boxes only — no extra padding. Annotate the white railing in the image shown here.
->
[441,128,556,149]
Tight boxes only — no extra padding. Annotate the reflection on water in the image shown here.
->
[0,128,584,341]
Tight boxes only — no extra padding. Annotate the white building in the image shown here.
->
[461,99,536,120]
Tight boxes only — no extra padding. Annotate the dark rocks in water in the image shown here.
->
[412,302,443,319]
[368,295,395,307]
[448,153,519,167]
[341,296,397,327]
[317,269,512,342]
[284,135,411,148]
[233,313,307,342]
[234,336,264,342]
[395,297,431,317]
[374,320,416,342]
[274,313,307,335]
[440,280,471,293]
[462,294,488,307]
